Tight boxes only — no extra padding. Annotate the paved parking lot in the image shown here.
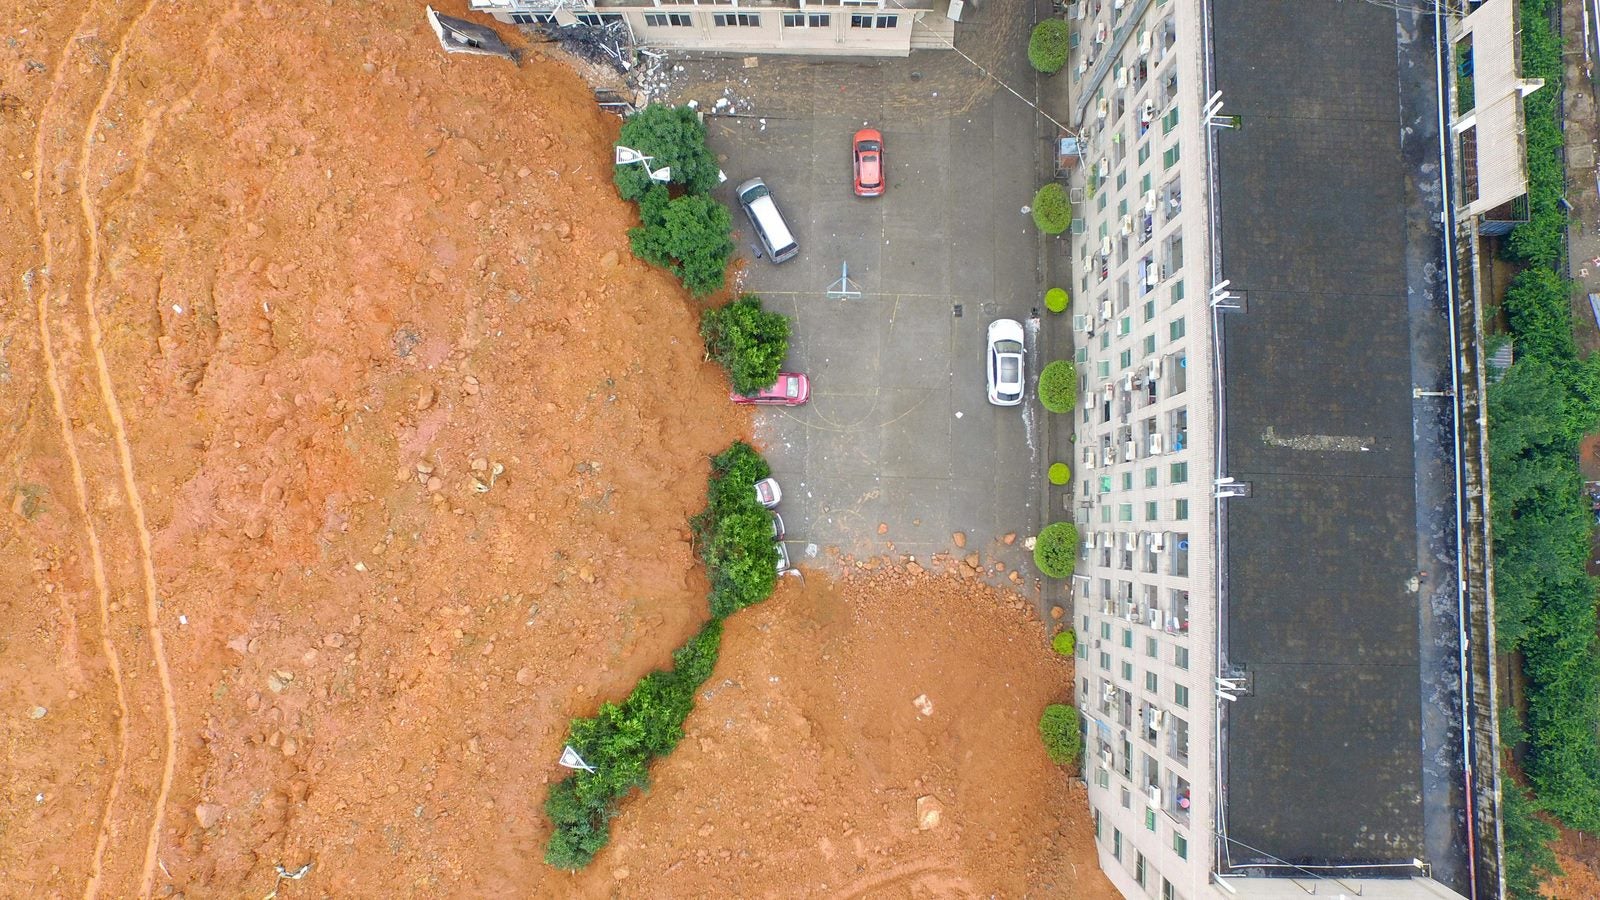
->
[696,53,1057,584]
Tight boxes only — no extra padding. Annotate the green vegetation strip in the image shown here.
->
[1489,1,1600,892]
[616,104,735,297]
[544,442,780,869]
[701,295,791,396]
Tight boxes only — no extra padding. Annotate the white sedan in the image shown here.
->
[986,318,1025,406]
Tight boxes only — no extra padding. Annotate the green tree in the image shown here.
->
[1032,182,1072,235]
[1028,20,1070,75]
[1045,287,1069,313]
[1038,360,1077,413]
[629,186,735,297]
[614,104,721,201]
[1048,462,1071,485]
[701,295,792,395]
[1033,521,1079,578]
[1052,629,1076,656]
[1502,767,1561,898]
[1038,704,1083,765]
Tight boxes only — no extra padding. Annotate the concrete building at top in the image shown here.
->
[1065,0,1505,898]
[468,0,959,56]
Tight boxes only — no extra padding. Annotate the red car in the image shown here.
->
[730,372,810,406]
[852,128,884,197]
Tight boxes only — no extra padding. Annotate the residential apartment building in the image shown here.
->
[468,0,956,57]
[1065,2,1215,898]
[1068,0,1493,898]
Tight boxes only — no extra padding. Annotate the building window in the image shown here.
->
[1163,107,1180,135]
[644,13,692,27]
[1140,173,1152,194]
[1144,334,1157,355]
[713,13,761,27]
[1173,831,1189,859]
[1147,808,1158,831]
[1097,191,1108,211]
[1145,467,1158,487]
[1145,500,1159,521]
[1118,503,1134,522]
[1123,628,1133,649]
[1120,660,1132,683]
[1170,462,1188,483]
[1100,651,1111,671]
[511,13,556,25]
[1144,298,1156,322]
[1175,684,1189,708]
[850,13,900,28]
[1102,622,1112,640]
[1175,498,1189,520]
[1136,851,1148,887]
[1146,671,1158,693]
[1169,317,1186,341]
[576,13,625,26]
[1120,349,1133,369]
[1095,807,1103,839]
[1175,646,1189,669]
[1113,828,1123,860]
[1163,878,1176,900]
[1137,143,1151,165]
[1146,636,1159,658]
[1172,279,1185,303]
[784,12,831,27]
[1122,472,1133,491]
[1117,171,1128,190]
[1097,360,1111,379]
[1163,144,1181,169]
[1076,346,1089,363]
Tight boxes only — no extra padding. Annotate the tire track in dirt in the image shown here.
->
[71,1,180,895]
[26,6,132,898]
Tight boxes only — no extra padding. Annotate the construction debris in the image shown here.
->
[426,7,518,62]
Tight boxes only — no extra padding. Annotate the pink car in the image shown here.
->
[730,373,810,406]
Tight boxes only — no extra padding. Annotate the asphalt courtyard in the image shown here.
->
[667,9,1063,588]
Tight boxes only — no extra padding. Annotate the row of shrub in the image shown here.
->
[617,104,735,297]
[1490,1,1600,893]
[543,619,724,869]
[544,442,781,869]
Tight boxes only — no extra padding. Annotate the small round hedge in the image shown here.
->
[1028,20,1071,75]
[1048,462,1071,485]
[1034,521,1079,578]
[1044,287,1069,313]
[1038,360,1077,413]
[1039,703,1083,766]
[1032,183,1072,235]
[1052,629,1076,656]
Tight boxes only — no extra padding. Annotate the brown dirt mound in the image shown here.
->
[0,0,1108,896]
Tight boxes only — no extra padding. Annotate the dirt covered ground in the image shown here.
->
[0,0,1106,896]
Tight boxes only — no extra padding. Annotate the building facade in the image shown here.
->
[1065,1,1216,898]
[468,0,956,57]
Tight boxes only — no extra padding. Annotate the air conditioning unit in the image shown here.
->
[1096,22,1109,44]
[1152,709,1165,730]
[1102,382,1115,400]
[1098,157,1110,178]
[1143,190,1157,214]
[1073,313,1089,332]
[1123,440,1136,462]
[1120,214,1134,236]
[1077,61,1089,77]
[1115,65,1128,88]
[1082,448,1095,470]
[1124,532,1138,550]
[1097,98,1110,119]
[1151,356,1164,379]
[1148,432,1165,455]
[1121,372,1135,391]
[1147,608,1161,627]
[1099,299,1113,321]
[1099,236,1113,258]
[1141,99,1155,125]
[1151,531,1166,552]
[1146,264,1160,287]
[1147,785,1162,806]
[1102,447,1116,466]
[1086,530,1098,548]
[1138,28,1151,55]
[1100,747,1115,765]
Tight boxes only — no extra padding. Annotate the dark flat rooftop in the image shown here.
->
[1214,0,1438,868]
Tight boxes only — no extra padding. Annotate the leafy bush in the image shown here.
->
[614,104,721,202]
[1033,521,1079,578]
[1038,360,1077,413]
[1052,629,1076,656]
[1045,287,1069,314]
[1048,462,1071,485]
[693,442,781,618]
[701,295,792,395]
[1032,183,1072,235]
[1502,766,1562,898]
[1027,20,1070,75]
[1038,704,1082,766]
[1505,0,1564,268]
[629,186,735,297]
[544,618,725,869]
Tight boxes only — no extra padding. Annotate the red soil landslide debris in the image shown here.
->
[0,1,1107,895]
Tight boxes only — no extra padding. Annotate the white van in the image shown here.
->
[736,177,799,264]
